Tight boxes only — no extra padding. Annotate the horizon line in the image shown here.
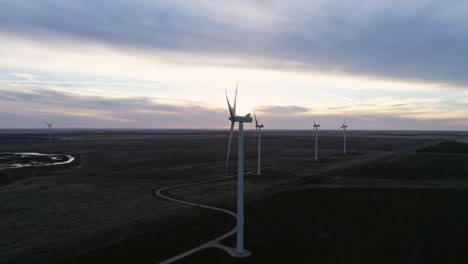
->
[0,128,466,132]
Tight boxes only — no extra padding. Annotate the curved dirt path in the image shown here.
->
[156,176,238,264]
[155,155,341,263]
[156,137,456,263]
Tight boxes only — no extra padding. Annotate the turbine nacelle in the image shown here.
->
[341,116,348,155]
[44,120,54,142]
[313,117,320,161]
[313,115,320,128]
[253,110,263,128]
[226,83,253,124]
[341,116,347,129]
[253,111,264,147]
[229,114,253,123]
[45,121,54,127]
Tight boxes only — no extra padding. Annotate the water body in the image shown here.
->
[0,153,75,169]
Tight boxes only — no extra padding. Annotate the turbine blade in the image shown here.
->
[254,110,258,126]
[225,89,235,119]
[233,82,238,116]
[224,121,235,192]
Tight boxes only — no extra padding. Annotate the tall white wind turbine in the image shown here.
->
[314,116,320,161]
[340,116,348,154]
[253,111,264,175]
[224,83,253,257]
[45,121,54,142]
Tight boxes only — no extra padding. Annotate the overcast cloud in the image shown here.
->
[0,0,467,84]
[1,1,468,129]
[0,85,465,130]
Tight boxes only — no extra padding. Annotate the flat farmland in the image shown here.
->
[182,188,468,264]
[0,129,463,263]
[337,141,468,181]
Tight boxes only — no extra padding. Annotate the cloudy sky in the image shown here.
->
[1,0,468,130]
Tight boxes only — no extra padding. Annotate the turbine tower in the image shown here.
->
[45,121,54,142]
[314,116,320,161]
[225,83,252,257]
[340,116,348,154]
[253,111,264,175]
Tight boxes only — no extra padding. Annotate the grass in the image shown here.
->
[1,131,465,263]
[418,141,468,154]
[181,188,468,264]
[345,143,468,180]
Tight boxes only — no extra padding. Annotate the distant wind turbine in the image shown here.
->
[45,121,54,142]
[340,116,348,154]
[314,116,320,161]
[224,82,252,257]
[253,110,264,175]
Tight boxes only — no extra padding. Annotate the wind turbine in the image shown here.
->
[313,116,320,161]
[253,111,264,175]
[224,83,252,257]
[45,121,54,142]
[340,116,348,154]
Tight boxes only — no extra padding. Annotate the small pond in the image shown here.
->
[0,153,75,169]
